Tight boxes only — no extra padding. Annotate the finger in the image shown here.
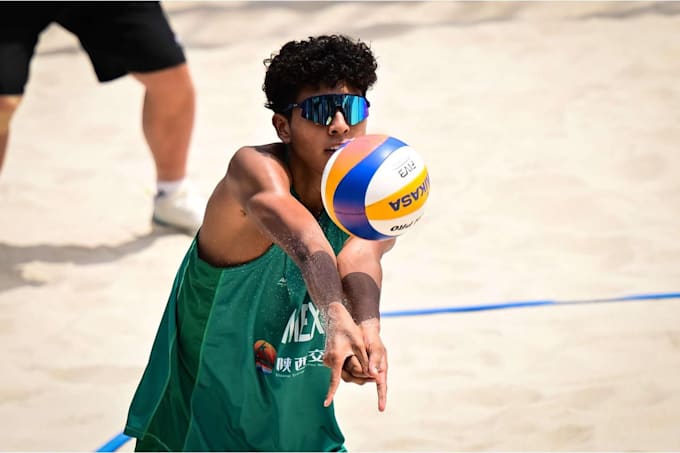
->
[352,342,370,375]
[375,368,387,411]
[367,342,386,377]
[376,350,388,411]
[324,361,343,407]
[341,369,355,383]
[341,369,374,385]
[344,355,369,378]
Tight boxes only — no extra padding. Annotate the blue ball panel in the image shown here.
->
[333,136,406,240]
[336,213,392,240]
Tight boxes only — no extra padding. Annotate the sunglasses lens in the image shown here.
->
[343,96,369,126]
[304,96,327,125]
[300,95,369,126]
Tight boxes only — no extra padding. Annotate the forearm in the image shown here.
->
[337,237,394,324]
[342,272,381,324]
[296,248,345,314]
[338,253,383,324]
[247,192,347,317]
[273,234,347,320]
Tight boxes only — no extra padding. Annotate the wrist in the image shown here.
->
[324,301,351,322]
[359,317,380,332]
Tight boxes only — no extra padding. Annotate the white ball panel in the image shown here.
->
[368,206,426,236]
[364,146,427,205]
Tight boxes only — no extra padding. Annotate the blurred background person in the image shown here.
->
[0,1,205,234]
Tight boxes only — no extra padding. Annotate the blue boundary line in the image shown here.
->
[96,433,131,453]
[95,290,680,452]
[381,291,680,318]
[381,300,555,317]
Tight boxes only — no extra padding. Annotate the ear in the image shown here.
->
[272,113,292,143]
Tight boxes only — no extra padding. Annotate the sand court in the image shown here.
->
[1,2,680,451]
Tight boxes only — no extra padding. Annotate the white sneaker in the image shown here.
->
[152,182,205,235]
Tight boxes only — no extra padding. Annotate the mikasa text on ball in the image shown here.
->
[321,134,430,240]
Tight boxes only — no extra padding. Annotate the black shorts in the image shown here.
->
[0,1,186,94]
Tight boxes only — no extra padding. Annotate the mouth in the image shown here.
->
[324,144,343,153]
[325,139,352,153]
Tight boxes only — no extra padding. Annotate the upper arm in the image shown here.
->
[227,146,335,264]
[337,236,396,279]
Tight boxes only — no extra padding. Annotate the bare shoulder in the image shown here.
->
[229,144,288,181]
[198,143,290,266]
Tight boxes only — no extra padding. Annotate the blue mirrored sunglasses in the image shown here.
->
[283,94,370,126]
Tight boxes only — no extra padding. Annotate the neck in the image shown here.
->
[292,177,324,217]
[286,148,324,216]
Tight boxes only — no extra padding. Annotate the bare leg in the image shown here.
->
[0,95,22,175]
[132,63,195,182]
[0,133,7,174]
[132,64,203,234]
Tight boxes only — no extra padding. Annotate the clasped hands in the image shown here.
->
[322,302,388,412]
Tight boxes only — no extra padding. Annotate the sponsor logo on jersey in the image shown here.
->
[254,340,277,374]
[281,302,325,344]
[255,303,328,378]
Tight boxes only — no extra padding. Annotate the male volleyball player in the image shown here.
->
[124,35,394,451]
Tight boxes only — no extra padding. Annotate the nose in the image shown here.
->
[327,109,349,135]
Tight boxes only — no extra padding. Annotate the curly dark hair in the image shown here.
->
[263,35,378,113]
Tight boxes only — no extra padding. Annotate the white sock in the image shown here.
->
[156,179,185,197]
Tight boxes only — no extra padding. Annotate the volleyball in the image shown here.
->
[321,134,430,240]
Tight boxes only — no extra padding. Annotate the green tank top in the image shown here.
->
[124,209,349,451]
